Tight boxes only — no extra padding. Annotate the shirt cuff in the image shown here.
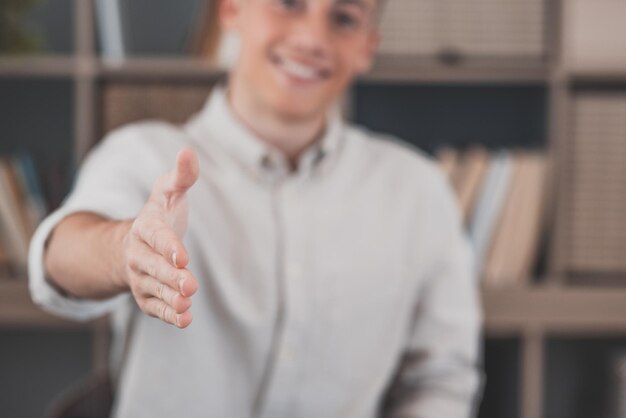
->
[28,206,128,321]
[386,389,479,418]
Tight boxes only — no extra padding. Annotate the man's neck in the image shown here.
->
[226,78,327,170]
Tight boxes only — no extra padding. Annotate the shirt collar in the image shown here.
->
[186,84,345,180]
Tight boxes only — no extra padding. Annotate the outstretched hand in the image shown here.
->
[121,148,200,328]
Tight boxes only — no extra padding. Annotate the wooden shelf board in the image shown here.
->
[483,285,626,334]
[361,55,550,84]
[0,281,91,329]
[0,55,551,84]
[0,55,77,78]
[98,57,227,80]
[568,66,626,84]
[5,275,626,334]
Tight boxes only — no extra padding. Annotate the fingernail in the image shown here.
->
[178,277,186,297]
[176,315,181,328]
[172,251,177,267]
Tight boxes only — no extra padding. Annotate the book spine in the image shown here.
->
[96,0,126,61]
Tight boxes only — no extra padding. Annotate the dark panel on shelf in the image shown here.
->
[353,83,547,154]
[0,328,92,418]
[122,0,205,56]
[545,337,626,418]
[478,337,521,418]
[0,78,74,209]
[20,0,74,54]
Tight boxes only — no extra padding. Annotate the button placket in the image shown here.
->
[257,180,310,418]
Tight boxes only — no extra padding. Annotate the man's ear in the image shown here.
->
[356,30,380,74]
[219,0,243,31]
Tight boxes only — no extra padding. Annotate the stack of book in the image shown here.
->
[0,154,47,278]
[438,147,549,286]
[562,93,626,277]
[378,0,546,62]
[102,83,215,135]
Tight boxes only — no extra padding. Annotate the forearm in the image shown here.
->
[44,212,132,300]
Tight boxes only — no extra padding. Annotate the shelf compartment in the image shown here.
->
[544,336,626,418]
[353,83,548,153]
[478,337,522,418]
[0,326,92,417]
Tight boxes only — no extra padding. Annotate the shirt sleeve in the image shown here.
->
[28,125,162,321]
[383,171,484,418]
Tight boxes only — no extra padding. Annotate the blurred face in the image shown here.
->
[221,0,379,121]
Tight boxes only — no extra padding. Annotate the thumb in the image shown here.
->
[166,148,199,195]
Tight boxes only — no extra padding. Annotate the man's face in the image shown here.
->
[221,0,379,120]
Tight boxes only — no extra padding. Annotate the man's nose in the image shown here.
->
[290,9,331,58]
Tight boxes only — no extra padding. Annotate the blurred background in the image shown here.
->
[1,0,626,417]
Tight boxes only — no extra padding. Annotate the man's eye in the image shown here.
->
[332,11,361,29]
[278,0,304,11]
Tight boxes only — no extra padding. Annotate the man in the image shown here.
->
[29,0,482,417]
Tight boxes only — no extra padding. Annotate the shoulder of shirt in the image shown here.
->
[343,123,448,188]
[343,125,461,227]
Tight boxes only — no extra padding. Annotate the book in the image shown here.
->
[468,150,513,280]
[436,147,459,181]
[0,238,10,277]
[0,159,30,271]
[14,153,47,222]
[95,0,126,61]
[453,147,490,223]
[189,0,222,61]
[484,152,548,286]
[0,159,34,239]
[10,155,46,236]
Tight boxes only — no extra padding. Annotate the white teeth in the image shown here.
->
[281,59,319,80]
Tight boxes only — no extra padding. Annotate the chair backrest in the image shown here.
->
[44,369,113,418]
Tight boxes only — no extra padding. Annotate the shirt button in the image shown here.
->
[261,154,273,169]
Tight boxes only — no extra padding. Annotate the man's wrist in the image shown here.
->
[109,219,134,292]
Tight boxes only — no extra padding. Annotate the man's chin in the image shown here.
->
[270,95,328,122]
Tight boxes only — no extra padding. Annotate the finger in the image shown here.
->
[138,275,192,314]
[128,243,199,297]
[143,298,193,328]
[165,148,199,196]
[132,217,188,268]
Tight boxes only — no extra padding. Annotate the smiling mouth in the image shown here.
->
[271,53,331,82]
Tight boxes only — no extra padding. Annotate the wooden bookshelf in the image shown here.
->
[2,0,626,417]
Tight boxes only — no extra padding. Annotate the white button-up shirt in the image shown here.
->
[29,86,482,418]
